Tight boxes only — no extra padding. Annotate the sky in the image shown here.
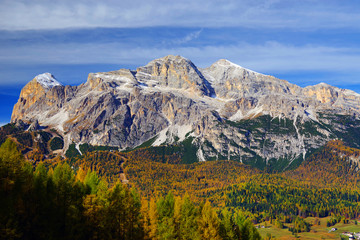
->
[1,0,360,125]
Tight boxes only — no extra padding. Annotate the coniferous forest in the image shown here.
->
[0,139,261,240]
[2,123,360,239]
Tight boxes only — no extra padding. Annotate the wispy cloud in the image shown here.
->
[2,40,360,70]
[172,29,203,45]
[1,40,360,85]
[1,0,360,30]
[1,1,360,91]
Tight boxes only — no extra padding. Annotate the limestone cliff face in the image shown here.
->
[12,78,47,120]
[12,73,74,122]
[135,55,213,96]
[11,55,360,169]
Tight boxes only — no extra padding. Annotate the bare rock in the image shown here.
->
[10,55,360,168]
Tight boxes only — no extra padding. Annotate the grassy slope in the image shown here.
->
[258,216,360,239]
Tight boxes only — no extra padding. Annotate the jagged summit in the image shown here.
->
[209,59,263,75]
[35,73,62,89]
[10,55,360,169]
[211,59,245,70]
[151,54,191,64]
[135,55,213,96]
[316,82,332,87]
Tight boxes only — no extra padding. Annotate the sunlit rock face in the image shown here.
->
[11,55,360,170]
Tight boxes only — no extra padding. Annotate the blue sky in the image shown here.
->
[1,0,360,125]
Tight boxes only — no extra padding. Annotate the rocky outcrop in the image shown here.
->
[136,55,214,96]
[11,55,360,169]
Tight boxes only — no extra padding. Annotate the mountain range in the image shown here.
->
[10,55,360,171]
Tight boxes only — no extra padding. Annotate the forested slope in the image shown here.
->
[0,139,261,240]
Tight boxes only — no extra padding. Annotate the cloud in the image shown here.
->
[1,0,360,30]
[172,29,203,45]
[1,39,360,86]
[2,40,360,71]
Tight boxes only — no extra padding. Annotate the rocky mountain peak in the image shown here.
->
[156,54,191,64]
[207,59,260,77]
[135,55,213,96]
[211,59,244,69]
[10,55,360,170]
[35,73,62,90]
[202,58,296,99]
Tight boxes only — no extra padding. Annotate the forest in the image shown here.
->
[0,139,261,240]
[2,121,360,239]
[75,140,360,237]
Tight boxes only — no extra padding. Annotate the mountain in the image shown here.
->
[10,55,360,171]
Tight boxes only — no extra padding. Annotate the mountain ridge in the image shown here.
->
[10,55,360,170]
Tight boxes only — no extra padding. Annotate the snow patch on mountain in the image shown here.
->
[35,73,62,89]
[93,73,137,84]
[212,59,262,75]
